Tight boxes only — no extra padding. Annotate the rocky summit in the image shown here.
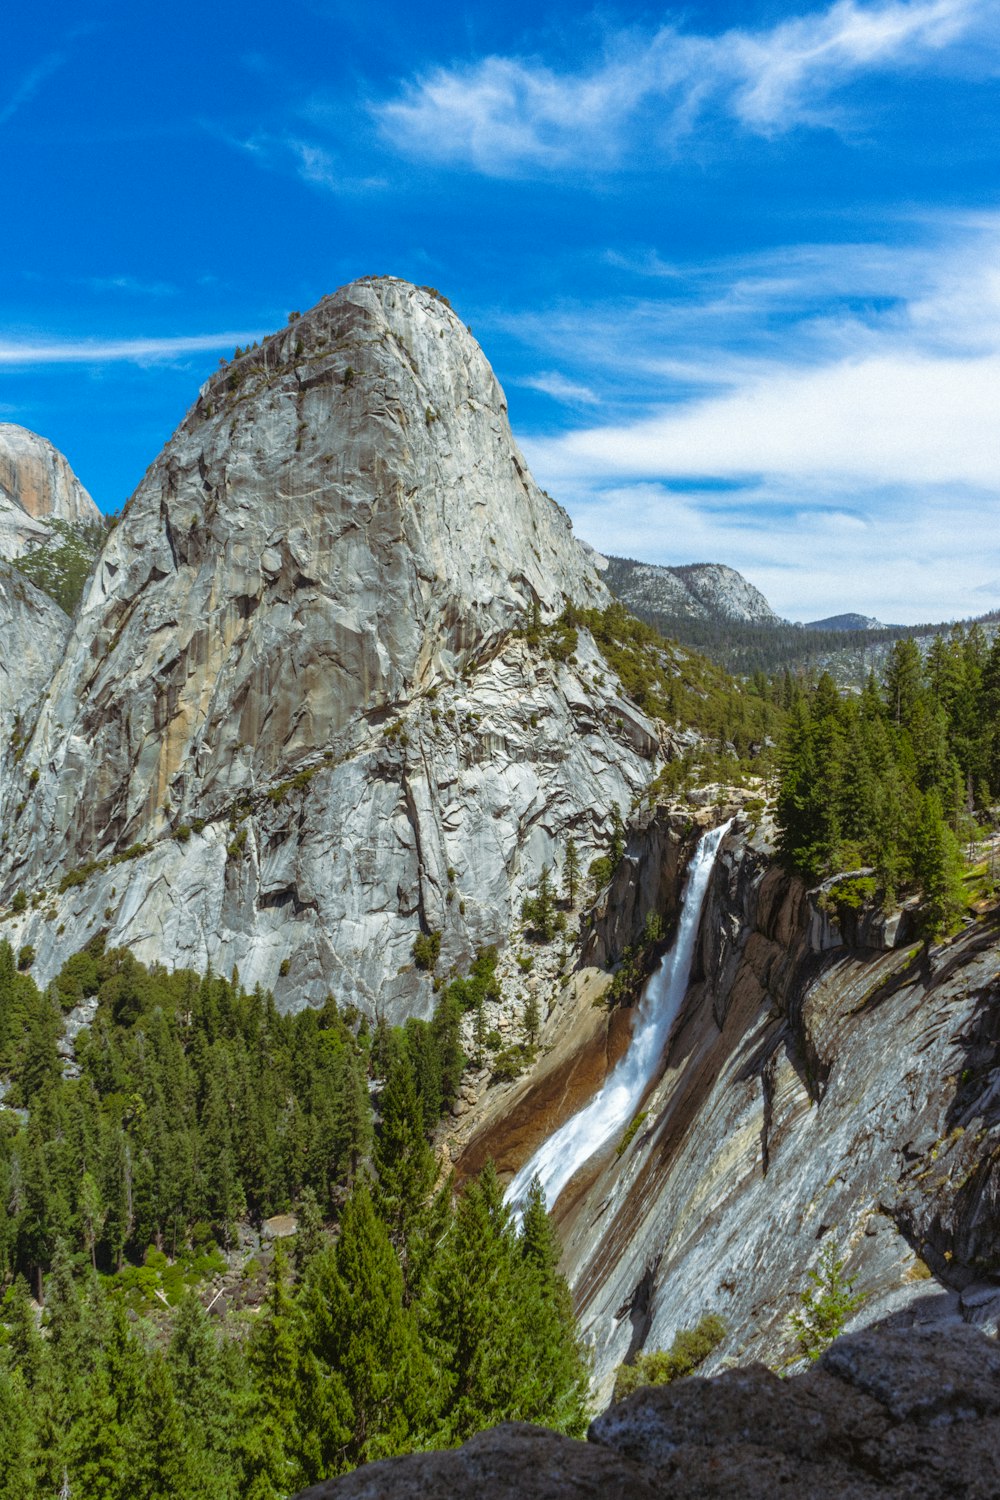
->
[604,556,782,626]
[0,278,666,1018]
[0,422,101,557]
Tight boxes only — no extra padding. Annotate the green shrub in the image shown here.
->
[613,1313,727,1401]
[616,1111,648,1158]
[413,930,441,972]
[226,828,247,861]
[17,944,35,971]
[491,1042,535,1082]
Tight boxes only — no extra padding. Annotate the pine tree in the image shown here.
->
[517,1177,590,1434]
[373,1043,436,1265]
[425,1162,587,1442]
[912,790,966,938]
[241,1243,305,1498]
[0,1366,36,1500]
[131,1353,207,1500]
[884,638,923,728]
[563,839,580,908]
[298,1181,430,1471]
[522,990,541,1047]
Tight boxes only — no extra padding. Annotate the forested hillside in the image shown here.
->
[775,625,1000,934]
[0,940,587,1497]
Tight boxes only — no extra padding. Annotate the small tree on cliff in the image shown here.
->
[522,865,556,941]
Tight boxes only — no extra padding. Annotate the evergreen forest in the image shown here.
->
[0,941,588,1497]
[773,625,1000,933]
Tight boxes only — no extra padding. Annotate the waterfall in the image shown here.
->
[506,819,733,1216]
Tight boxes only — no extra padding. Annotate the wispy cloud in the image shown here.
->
[0,332,268,367]
[564,476,998,623]
[520,371,601,405]
[0,50,69,128]
[214,124,388,194]
[83,275,179,298]
[509,215,1000,622]
[376,0,986,174]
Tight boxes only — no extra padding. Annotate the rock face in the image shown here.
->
[0,424,101,556]
[603,557,781,626]
[0,279,666,1017]
[294,1324,1000,1499]
[0,569,72,832]
[463,813,1000,1397]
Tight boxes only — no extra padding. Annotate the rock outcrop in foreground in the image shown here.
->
[295,1325,1000,1499]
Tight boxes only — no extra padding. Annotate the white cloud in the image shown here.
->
[376,0,987,173]
[0,332,268,367]
[520,371,601,405]
[531,351,1000,488]
[84,275,178,297]
[561,477,1000,624]
[217,126,389,195]
[505,216,1000,624]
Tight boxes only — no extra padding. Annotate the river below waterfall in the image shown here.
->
[506,819,733,1216]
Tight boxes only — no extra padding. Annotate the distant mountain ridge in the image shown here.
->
[803,612,895,632]
[602,552,997,685]
[603,556,781,626]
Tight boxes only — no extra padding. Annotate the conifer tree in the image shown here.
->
[299,1181,430,1471]
[241,1243,305,1498]
[373,1042,436,1265]
[0,1367,35,1500]
[563,839,580,908]
[912,790,966,938]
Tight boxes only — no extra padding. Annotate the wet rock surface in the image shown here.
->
[293,1325,1000,1499]
[464,814,1000,1396]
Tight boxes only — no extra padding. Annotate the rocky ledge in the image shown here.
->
[296,1324,1000,1499]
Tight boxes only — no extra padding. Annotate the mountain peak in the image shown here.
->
[603,556,781,626]
[0,423,102,556]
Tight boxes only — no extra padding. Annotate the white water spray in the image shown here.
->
[506,820,733,1216]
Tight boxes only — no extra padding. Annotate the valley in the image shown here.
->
[0,277,997,1498]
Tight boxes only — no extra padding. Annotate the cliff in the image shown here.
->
[458,814,1000,1396]
[0,423,101,557]
[604,557,781,626]
[0,279,667,1017]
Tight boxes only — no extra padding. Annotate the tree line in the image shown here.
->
[774,625,1000,934]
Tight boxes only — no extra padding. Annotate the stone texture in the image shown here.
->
[0,567,71,739]
[0,423,101,557]
[474,813,1000,1397]
[293,1325,1000,1499]
[0,279,666,1019]
[296,1423,661,1500]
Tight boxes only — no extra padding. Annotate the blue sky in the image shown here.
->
[2,0,999,623]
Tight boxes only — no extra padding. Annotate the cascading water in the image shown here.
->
[506,819,733,1216]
